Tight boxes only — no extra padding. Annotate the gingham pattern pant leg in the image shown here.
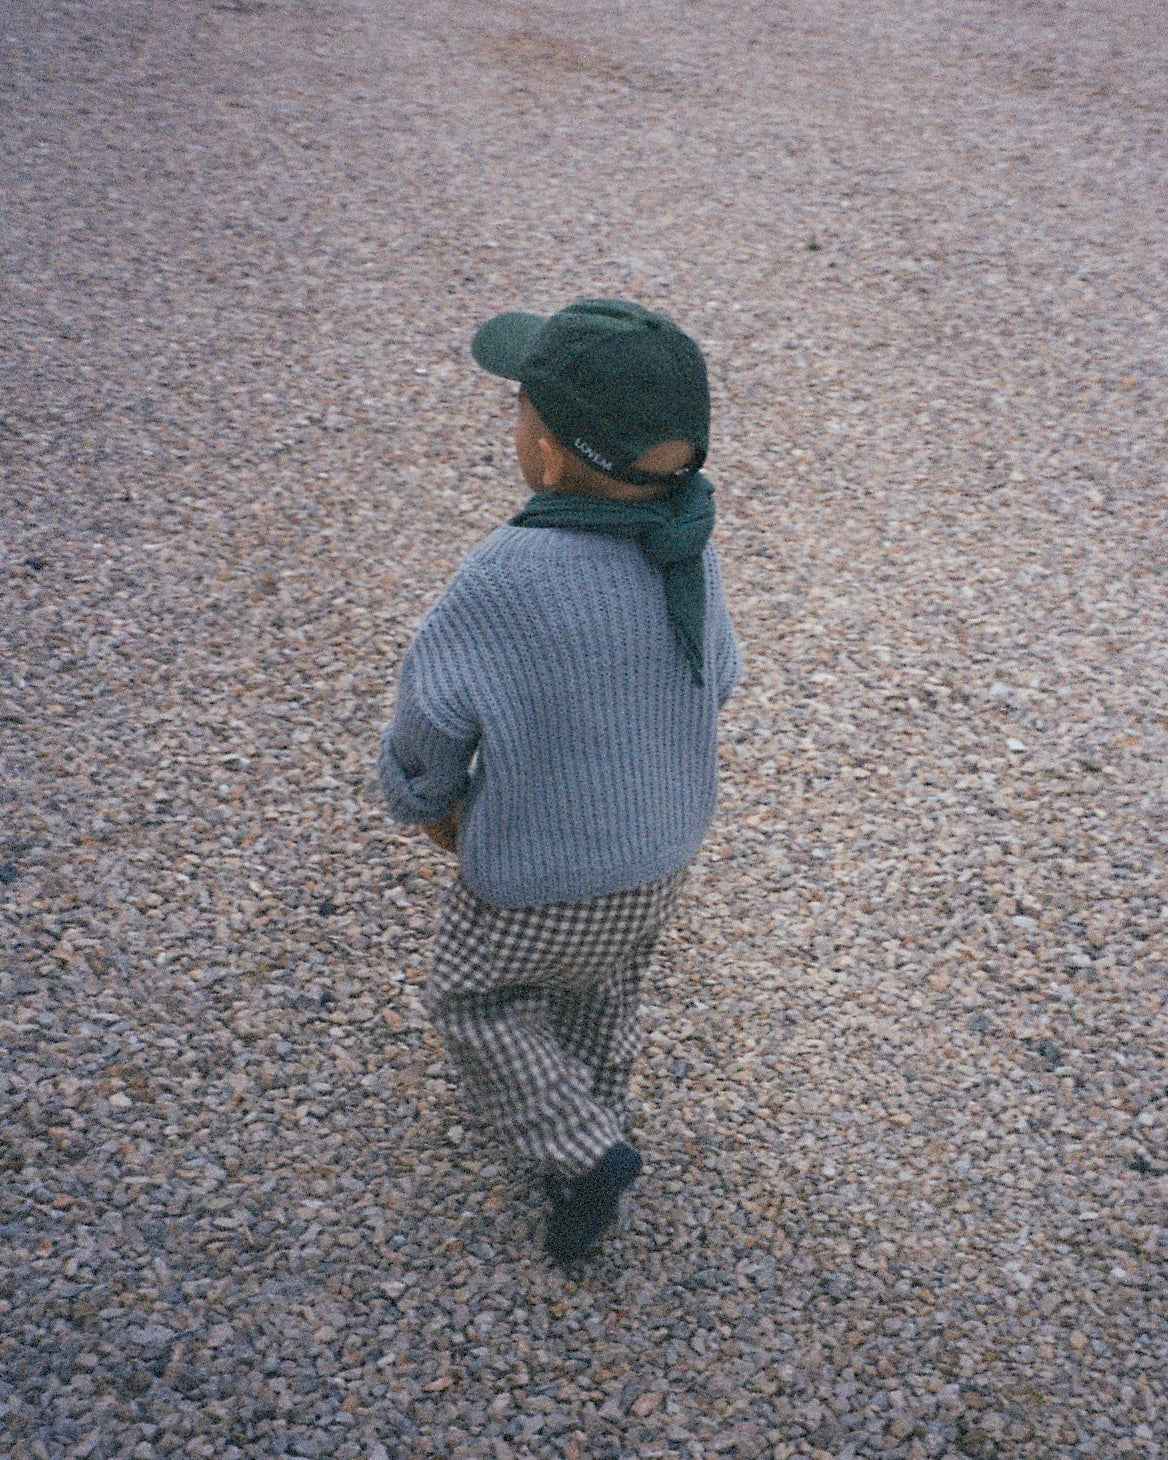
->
[427,870,685,1177]
[549,929,660,1128]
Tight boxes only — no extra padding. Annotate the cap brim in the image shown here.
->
[470,311,547,379]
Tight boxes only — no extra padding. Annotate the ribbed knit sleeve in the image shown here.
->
[392,567,493,742]
[381,525,739,907]
[378,655,478,823]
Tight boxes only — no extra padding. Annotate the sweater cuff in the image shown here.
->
[378,708,477,825]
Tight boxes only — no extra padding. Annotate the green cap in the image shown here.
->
[471,298,709,486]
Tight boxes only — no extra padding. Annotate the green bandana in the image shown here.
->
[510,472,715,685]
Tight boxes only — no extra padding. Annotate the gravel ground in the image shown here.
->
[3,1,1166,1457]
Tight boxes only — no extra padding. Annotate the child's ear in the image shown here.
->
[538,434,567,489]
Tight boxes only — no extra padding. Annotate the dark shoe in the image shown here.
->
[544,1142,642,1263]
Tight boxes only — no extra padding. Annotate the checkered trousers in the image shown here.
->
[427,868,687,1178]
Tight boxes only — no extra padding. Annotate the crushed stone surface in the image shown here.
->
[2,1,1166,1457]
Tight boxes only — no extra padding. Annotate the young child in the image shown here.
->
[379,298,740,1262]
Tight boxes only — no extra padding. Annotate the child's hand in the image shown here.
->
[422,803,461,854]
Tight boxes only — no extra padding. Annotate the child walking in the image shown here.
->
[379,298,740,1262]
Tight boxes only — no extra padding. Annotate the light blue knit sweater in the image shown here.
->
[379,523,740,907]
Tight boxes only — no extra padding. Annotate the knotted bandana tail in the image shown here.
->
[510,473,715,685]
